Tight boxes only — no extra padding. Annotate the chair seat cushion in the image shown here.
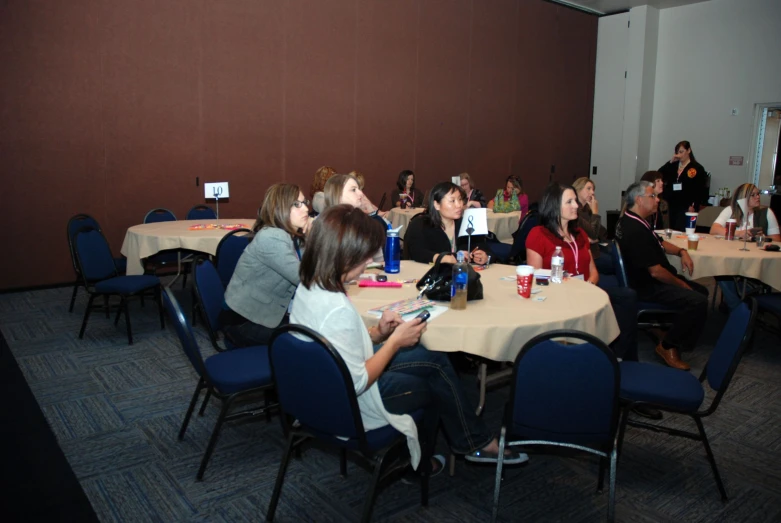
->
[205,345,272,394]
[755,294,781,316]
[94,275,160,294]
[619,361,704,412]
[306,408,425,452]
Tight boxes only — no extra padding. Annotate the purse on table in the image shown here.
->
[416,252,484,301]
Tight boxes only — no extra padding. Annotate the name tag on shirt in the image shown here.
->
[673,183,682,191]
[572,274,585,281]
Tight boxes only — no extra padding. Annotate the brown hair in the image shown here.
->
[729,183,759,224]
[252,184,305,242]
[640,171,663,184]
[675,140,697,163]
[311,166,337,197]
[349,170,365,189]
[506,175,524,195]
[323,173,360,208]
[299,205,384,293]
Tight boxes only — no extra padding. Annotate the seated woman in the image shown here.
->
[572,177,612,275]
[710,183,781,310]
[487,175,528,215]
[350,170,388,219]
[526,182,598,285]
[459,172,487,208]
[290,204,527,471]
[391,170,425,209]
[221,183,310,347]
[310,165,336,216]
[405,182,491,265]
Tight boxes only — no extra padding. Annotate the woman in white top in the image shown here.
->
[710,183,781,241]
[290,205,527,473]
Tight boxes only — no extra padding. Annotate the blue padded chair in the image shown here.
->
[753,292,781,338]
[214,228,252,288]
[186,204,217,220]
[67,214,127,312]
[611,240,680,328]
[505,209,538,263]
[192,257,234,352]
[73,227,163,345]
[617,298,757,501]
[266,324,430,523]
[142,208,191,287]
[492,330,621,523]
[162,288,274,480]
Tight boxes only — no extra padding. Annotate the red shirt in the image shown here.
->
[526,226,592,280]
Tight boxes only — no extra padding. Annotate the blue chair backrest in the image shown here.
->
[193,258,226,338]
[610,240,628,288]
[706,299,755,392]
[186,205,217,220]
[144,208,177,224]
[215,230,251,287]
[509,210,538,259]
[509,331,620,445]
[67,214,102,271]
[269,326,364,440]
[162,288,207,378]
[74,228,119,282]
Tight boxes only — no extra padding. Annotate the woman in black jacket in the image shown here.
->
[659,140,708,230]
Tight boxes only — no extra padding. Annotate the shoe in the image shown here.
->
[401,454,446,484]
[631,405,663,420]
[655,343,691,371]
[465,448,529,465]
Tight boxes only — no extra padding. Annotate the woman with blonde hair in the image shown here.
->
[221,183,310,346]
[458,173,487,209]
[710,183,781,241]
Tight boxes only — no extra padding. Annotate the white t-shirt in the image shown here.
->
[713,207,780,235]
[290,284,421,468]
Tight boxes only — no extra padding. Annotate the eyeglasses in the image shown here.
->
[292,199,310,208]
[643,194,660,200]
[750,192,760,198]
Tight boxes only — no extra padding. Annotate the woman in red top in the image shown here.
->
[526,183,598,284]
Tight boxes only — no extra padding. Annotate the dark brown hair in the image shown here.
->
[675,140,697,164]
[640,170,663,184]
[299,204,384,293]
[539,182,579,240]
[424,182,466,230]
[253,184,306,242]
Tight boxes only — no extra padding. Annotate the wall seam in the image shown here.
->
[411,0,421,170]
[464,0,474,171]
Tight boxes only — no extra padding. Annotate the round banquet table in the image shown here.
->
[663,233,781,291]
[347,261,620,363]
[120,219,253,276]
[387,208,521,242]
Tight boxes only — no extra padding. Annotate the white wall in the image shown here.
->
[648,0,781,191]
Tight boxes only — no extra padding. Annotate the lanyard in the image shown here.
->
[563,236,579,275]
[625,211,665,253]
[293,238,302,260]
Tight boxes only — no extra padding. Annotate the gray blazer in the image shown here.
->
[224,227,301,327]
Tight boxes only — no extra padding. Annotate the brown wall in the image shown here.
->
[0,0,597,289]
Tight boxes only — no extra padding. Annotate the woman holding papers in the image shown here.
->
[391,170,425,209]
[291,205,528,474]
[405,182,491,264]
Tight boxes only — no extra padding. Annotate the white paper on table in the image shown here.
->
[458,208,488,237]
[534,269,551,278]
[368,304,449,321]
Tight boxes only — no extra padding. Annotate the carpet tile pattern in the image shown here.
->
[2,280,781,522]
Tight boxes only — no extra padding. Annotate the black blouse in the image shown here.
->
[405,215,490,263]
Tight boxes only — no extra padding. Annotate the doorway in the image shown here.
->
[749,104,781,201]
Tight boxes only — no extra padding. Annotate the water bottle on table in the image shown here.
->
[384,225,402,273]
[551,246,564,283]
[450,251,468,310]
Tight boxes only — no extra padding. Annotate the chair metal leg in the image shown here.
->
[476,363,487,416]
[693,415,728,501]
[156,287,165,329]
[491,425,507,523]
[197,397,233,481]
[198,389,212,416]
[179,379,205,440]
[104,295,110,318]
[360,452,389,523]
[597,456,606,493]
[266,432,297,522]
[607,447,617,523]
[78,295,95,339]
[114,297,123,326]
[122,298,133,345]
[191,288,198,327]
[69,284,79,312]
[616,407,630,461]
[340,448,347,477]
[449,453,456,476]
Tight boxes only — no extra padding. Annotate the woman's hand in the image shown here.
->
[589,196,599,214]
[302,216,314,235]
[466,200,480,209]
[377,310,403,340]
[387,317,427,349]
[471,249,488,265]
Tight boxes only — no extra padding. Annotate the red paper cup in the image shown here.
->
[516,265,534,299]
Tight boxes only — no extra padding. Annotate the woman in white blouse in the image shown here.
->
[710,183,781,241]
[290,205,527,475]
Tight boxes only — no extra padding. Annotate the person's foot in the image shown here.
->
[631,405,663,420]
[401,454,446,484]
[465,448,529,465]
[655,343,690,371]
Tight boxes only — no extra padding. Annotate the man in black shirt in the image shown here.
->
[615,181,708,370]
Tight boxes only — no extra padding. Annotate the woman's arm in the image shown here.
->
[526,248,543,270]
[257,231,302,285]
[406,219,448,264]
[710,223,726,235]
[587,251,599,285]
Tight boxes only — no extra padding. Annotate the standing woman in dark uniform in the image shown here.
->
[659,140,708,230]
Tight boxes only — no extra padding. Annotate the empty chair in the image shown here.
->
[617,298,757,501]
[162,288,274,480]
[143,208,176,223]
[266,324,431,523]
[193,257,233,351]
[186,205,217,220]
[66,213,127,312]
[213,228,251,288]
[142,208,189,286]
[73,227,164,345]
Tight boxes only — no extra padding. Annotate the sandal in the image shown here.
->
[401,454,446,484]
[465,448,529,465]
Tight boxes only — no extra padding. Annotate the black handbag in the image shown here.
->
[416,252,484,301]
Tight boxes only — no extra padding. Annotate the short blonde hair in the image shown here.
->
[459,172,473,189]
[572,177,594,194]
[349,170,365,189]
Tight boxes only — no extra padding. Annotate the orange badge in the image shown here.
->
[687,168,697,178]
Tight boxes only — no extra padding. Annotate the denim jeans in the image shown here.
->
[222,314,288,347]
[376,344,494,455]
[637,277,709,350]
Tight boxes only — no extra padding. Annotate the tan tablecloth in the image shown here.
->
[664,233,781,291]
[120,219,253,275]
[348,262,620,362]
[387,208,521,242]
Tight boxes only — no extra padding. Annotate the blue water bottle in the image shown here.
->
[384,226,401,273]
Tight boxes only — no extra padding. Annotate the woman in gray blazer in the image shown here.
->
[221,183,310,346]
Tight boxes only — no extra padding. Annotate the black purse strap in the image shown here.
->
[433,252,452,268]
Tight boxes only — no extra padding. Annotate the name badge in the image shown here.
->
[673,183,682,191]
[572,274,585,281]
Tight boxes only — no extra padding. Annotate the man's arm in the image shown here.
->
[649,241,694,286]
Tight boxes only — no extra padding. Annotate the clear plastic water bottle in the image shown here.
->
[451,252,468,310]
[550,246,564,284]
